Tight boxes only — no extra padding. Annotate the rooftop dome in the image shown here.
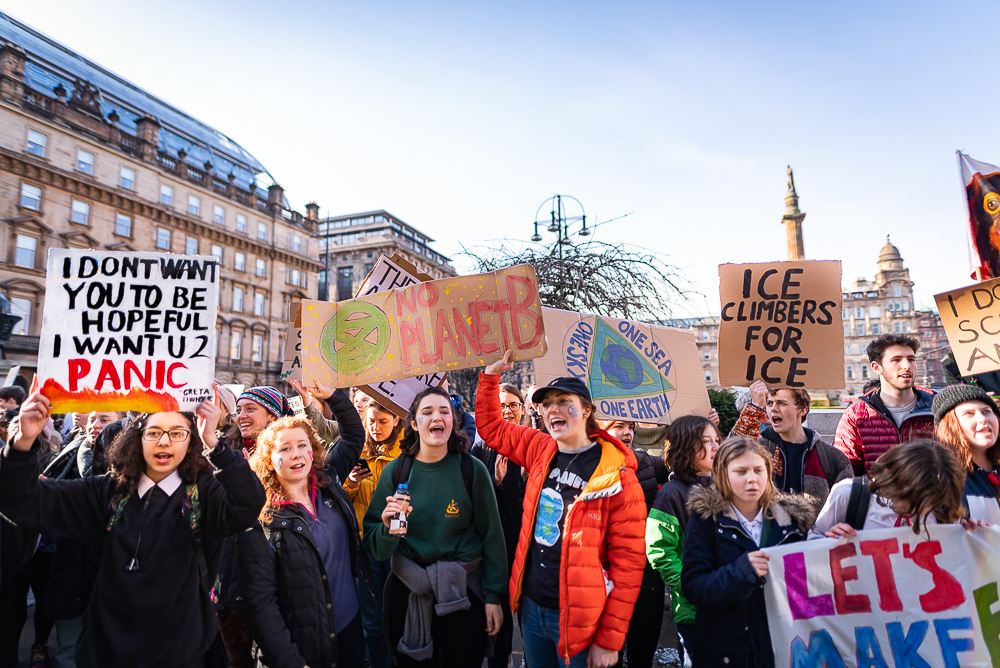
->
[878,236,902,263]
[0,12,284,204]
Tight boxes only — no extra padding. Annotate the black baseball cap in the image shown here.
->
[532,377,592,404]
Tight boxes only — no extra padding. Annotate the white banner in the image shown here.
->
[38,249,219,413]
[763,525,1000,667]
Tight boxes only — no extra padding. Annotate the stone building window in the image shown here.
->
[336,267,353,300]
[704,370,712,383]
[847,366,855,380]
[188,195,200,217]
[115,213,132,237]
[20,183,41,211]
[77,149,94,175]
[120,167,135,190]
[185,237,198,255]
[872,323,881,335]
[252,334,263,362]
[236,214,247,233]
[230,331,242,359]
[235,252,246,272]
[893,285,901,297]
[26,130,46,158]
[160,184,173,206]
[211,245,223,262]
[856,324,865,337]
[255,259,265,277]
[156,228,171,251]
[233,287,244,312]
[214,205,225,225]
[9,298,31,336]
[254,293,265,316]
[293,234,302,251]
[71,199,90,225]
[257,222,267,241]
[15,235,36,269]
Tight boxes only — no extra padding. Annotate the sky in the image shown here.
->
[9,1,999,317]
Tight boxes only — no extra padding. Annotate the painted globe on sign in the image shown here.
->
[600,343,643,390]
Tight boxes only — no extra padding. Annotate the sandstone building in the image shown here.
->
[0,13,321,387]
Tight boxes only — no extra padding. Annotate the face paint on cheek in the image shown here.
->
[417,416,425,428]
[276,457,283,470]
[567,404,579,418]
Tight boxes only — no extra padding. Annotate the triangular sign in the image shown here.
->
[587,318,675,401]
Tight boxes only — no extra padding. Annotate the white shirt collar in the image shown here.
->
[137,470,183,499]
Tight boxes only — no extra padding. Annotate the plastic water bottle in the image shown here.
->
[389,483,410,536]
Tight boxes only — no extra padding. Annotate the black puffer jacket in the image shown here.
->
[238,475,375,668]
[633,447,669,511]
[215,389,365,611]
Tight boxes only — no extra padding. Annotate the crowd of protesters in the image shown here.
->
[0,330,996,668]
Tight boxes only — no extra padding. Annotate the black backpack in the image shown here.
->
[844,475,872,531]
[762,439,840,489]
[392,451,476,519]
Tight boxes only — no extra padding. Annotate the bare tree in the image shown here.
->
[449,236,694,409]
[460,237,692,321]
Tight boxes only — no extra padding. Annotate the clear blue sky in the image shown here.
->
[10,0,998,316]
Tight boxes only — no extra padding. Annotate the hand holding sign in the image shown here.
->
[12,375,50,451]
[484,350,514,376]
[195,384,222,450]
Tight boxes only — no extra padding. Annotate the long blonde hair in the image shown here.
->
[712,437,776,517]
[249,417,329,521]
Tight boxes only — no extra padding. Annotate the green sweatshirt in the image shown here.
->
[362,451,507,605]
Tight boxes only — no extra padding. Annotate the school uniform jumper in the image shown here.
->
[0,440,266,668]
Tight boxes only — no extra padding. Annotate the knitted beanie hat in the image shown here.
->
[931,384,1000,426]
[239,386,294,419]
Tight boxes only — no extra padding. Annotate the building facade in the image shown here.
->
[0,13,321,387]
[316,210,455,301]
[915,309,947,389]
[660,317,721,389]
[840,238,921,399]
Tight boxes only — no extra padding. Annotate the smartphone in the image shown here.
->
[355,458,371,473]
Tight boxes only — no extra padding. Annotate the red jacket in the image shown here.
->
[832,388,936,475]
[475,373,646,659]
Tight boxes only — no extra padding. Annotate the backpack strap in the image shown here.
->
[814,441,839,489]
[845,475,871,531]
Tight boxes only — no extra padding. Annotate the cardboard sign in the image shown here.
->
[353,253,445,418]
[38,249,219,412]
[719,261,844,388]
[280,301,303,382]
[534,308,710,424]
[935,277,1000,376]
[300,265,547,387]
[763,525,1000,668]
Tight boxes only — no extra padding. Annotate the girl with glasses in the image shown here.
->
[0,380,266,667]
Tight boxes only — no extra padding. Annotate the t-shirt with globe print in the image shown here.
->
[523,442,602,609]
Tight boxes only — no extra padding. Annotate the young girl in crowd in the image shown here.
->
[933,385,1000,524]
[477,352,646,668]
[682,437,815,668]
[811,439,969,539]
[238,414,372,668]
[472,382,528,668]
[0,381,266,667]
[344,400,403,668]
[645,415,719,667]
[364,386,506,667]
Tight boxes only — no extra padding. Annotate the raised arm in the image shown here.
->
[199,443,267,541]
[476,361,550,471]
[319,388,365,483]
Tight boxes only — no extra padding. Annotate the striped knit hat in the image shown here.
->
[239,386,294,419]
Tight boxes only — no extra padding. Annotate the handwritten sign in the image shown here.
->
[935,277,1000,376]
[763,525,1000,668]
[300,265,547,387]
[534,308,710,424]
[38,249,219,412]
[280,301,303,382]
[719,261,844,388]
[352,253,446,417]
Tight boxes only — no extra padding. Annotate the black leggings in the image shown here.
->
[386,574,487,668]
[0,549,56,667]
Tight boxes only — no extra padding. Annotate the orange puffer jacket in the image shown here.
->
[476,373,646,660]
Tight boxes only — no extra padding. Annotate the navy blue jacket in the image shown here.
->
[681,486,815,668]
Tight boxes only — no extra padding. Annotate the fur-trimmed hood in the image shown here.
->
[686,484,817,533]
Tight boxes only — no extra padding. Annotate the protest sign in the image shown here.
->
[38,249,219,412]
[299,264,547,387]
[719,261,844,388]
[353,254,446,418]
[763,525,1000,668]
[534,308,710,424]
[935,277,1000,376]
[280,301,303,382]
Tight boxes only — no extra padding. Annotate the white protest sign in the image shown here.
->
[38,249,219,413]
[763,525,1000,667]
[352,253,445,418]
